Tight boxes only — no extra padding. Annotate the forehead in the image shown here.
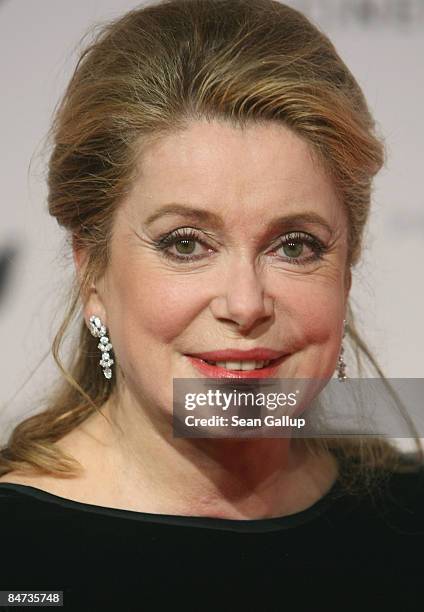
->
[126,119,343,228]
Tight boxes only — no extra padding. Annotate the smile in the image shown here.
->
[185,354,288,379]
[203,358,277,370]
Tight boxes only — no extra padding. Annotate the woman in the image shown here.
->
[0,0,423,609]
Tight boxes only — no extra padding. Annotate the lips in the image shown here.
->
[185,353,289,379]
[186,348,286,362]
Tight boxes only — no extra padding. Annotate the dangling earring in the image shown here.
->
[88,315,114,379]
[337,319,347,381]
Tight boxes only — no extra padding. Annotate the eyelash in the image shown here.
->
[154,227,328,266]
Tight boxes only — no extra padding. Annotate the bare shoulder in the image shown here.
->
[0,470,78,497]
[0,472,81,509]
[0,471,40,486]
[0,423,117,505]
[0,429,84,491]
[0,467,112,508]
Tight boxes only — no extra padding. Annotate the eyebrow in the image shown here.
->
[144,203,334,236]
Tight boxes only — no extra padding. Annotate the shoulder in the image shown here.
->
[381,460,424,510]
[0,471,60,514]
[0,470,72,494]
[0,423,109,502]
[343,459,424,536]
[0,468,98,515]
[0,471,43,486]
[376,452,424,499]
[0,473,57,535]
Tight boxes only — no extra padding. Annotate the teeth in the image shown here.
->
[206,359,272,370]
[241,361,263,371]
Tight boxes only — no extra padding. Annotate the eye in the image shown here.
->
[174,237,197,256]
[155,227,213,262]
[272,231,326,265]
[281,240,304,259]
[154,227,327,266]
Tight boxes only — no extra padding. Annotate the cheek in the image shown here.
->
[109,264,203,345]
[140,284,199,342]
[282,280,344,354]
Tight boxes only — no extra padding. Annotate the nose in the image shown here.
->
[209,258,274,332]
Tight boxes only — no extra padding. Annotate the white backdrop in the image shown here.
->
[0,0,423,440]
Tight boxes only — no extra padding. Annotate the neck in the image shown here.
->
[86,388,338,520]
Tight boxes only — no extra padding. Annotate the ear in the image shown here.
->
[72,235,108,326]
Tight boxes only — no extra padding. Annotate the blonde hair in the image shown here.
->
[1,0,421,492]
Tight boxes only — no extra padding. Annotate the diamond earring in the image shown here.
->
[337,319,347,381]
[88,315,114,379]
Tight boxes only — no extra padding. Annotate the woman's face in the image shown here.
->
[84,119,351,419]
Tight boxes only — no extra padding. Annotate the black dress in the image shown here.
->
[1,457,424,611]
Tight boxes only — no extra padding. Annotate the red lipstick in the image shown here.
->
[187,348,285,361]
[185,348,289,379]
